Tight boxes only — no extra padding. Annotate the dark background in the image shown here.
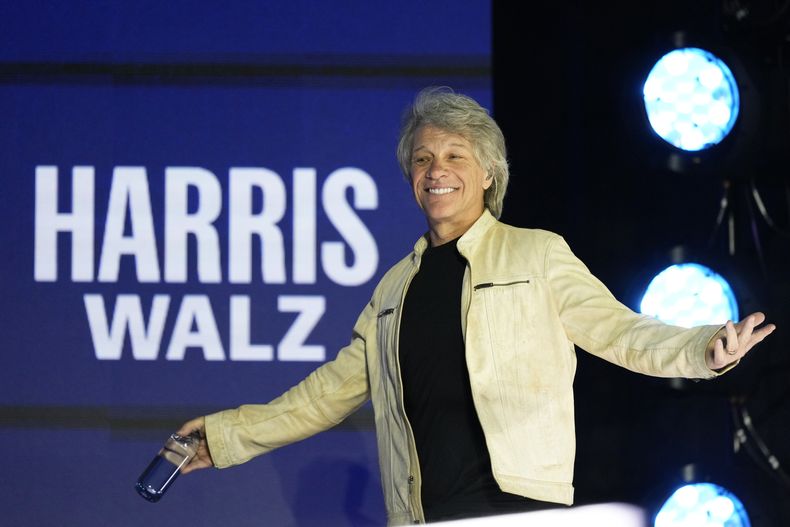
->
[494,1,790,524]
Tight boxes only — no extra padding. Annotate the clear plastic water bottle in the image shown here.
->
[135,431,201,502]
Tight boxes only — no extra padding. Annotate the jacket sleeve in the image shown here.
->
[545,235,723,379]
[204,298,375,468]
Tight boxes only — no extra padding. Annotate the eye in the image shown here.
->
[412,156,430,166]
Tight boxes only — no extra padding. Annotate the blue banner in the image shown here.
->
[0,1,490,525]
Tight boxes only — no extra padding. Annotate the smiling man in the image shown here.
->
[178,87,775,525]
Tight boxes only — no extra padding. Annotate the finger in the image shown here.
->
[743,323,777,353]
[713,336,726,366]
[725,320,738,353]
[176,416,205,437]
[181,456,211,474]
[757,323,777,337]
[742,311,766,327]
[737,316,756,346]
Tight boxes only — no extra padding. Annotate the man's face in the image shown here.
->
[410,125,491,232]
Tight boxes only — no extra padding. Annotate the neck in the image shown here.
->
[427,211,484,247]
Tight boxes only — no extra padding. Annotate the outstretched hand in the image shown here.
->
[176,416,214,474]
[706,312,776,371]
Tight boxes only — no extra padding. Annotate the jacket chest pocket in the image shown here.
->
[474,280,535,348]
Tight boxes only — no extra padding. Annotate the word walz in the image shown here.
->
[84,293,327,362]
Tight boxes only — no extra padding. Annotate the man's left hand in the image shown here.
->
[706,311,776,371]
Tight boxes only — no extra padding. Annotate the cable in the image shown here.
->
[731,398,790,491]
[708,179,732,249]
[744,183,769,277]
[750,177,790,238]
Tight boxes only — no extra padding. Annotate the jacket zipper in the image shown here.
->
[473,279,530,290]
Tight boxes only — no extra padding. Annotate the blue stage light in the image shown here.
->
[639,263,739,327]
[654,483,750,527]
[643,47,740,151]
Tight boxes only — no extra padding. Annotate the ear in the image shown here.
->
[483,173,494,190]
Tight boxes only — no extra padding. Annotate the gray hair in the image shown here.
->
[396,87,509,219]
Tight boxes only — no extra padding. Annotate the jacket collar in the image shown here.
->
[411,209,497,260]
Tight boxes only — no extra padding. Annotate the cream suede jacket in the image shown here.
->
[204,210,723,525]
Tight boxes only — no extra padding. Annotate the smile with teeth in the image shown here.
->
[427,187,457,195]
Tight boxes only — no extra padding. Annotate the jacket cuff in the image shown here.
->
[204,410,233,468]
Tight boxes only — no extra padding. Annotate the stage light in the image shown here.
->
[639,263,739,327]
[654,482,750,527]
[643,47,740,152]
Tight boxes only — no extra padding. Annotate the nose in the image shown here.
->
[427,158,447,179]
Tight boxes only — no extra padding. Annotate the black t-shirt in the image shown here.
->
[398,238,550,522]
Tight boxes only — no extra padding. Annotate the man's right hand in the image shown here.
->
[176,416,214,474]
